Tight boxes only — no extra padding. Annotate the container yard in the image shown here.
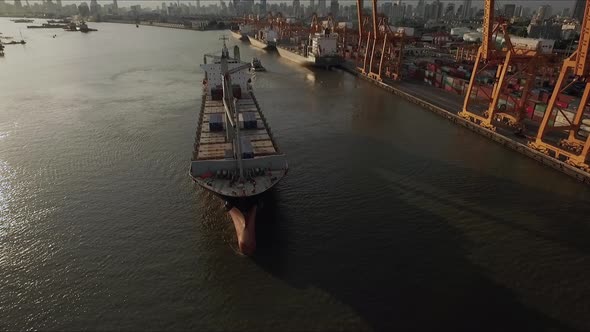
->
[232,0,590,184]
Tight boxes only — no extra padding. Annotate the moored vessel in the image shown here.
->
[250,57,266,72]
[230,24,252,41]
[249,28,278,50]
[11,19,34,23]
[276,28,343,68]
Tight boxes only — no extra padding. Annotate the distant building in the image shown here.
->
[528,22,561,40]
[90,0,98,16]
[416,0,425,19]
[390,2,404,24]
[318,0,326,16]
[329,0,338,16]
[260,0,266,13]
[444,3,454,19]
[462,0,471,19]
[503,4,516,18]
[536,5,552,21]
[573,0,585,22]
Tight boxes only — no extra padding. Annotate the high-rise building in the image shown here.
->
[503,4,516,18]
[292,0,300,16]
[14,0,22,7]
[573,0,585,22]
[329,0,338,16]
[260,0,266,13]
[90,0,98,16]
[431,0,443,20]
[462,0,471,19]
[444,3,455,18]
[537,5,551,20]
[318,0,326,15]
[390,2,404,23]
[562,7,570,17]
[309,0,314,12]
[416,0,425,19]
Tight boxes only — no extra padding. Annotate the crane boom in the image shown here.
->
[481,0,494,60]
[575,0,590,76]
[357,0,363,40]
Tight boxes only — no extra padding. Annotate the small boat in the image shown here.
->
[0,44,5,56]
[11,19,34,23]
[27,23,68,29]
[3,40,25,45]
[63,22,77,31]
[250,57,266,72]
[79,22,98,33]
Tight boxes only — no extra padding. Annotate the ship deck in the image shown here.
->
[193,93,279,161]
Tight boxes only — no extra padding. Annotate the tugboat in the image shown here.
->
[79,21,98,33]
[63,22,77,31]
[190,37,288,255]
[250,57,266,72]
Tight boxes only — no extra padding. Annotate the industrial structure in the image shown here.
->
[233,0,590,176]
[530,1,590,171]
[355,0,405,81]
[458,0,557,130]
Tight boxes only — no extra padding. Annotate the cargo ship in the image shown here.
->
[248,28,278,50]
[190,39,287,198]
[276,29,343,68]
[190,39,287,255]
[230,24,252,41]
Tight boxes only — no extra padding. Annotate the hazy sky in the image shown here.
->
[33,0,574,12]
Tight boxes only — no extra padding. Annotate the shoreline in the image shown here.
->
[338,62,590,185]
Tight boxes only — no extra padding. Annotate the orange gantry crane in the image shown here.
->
[459,0,554,130]
[530,1,590,170]
[356,0,404,81]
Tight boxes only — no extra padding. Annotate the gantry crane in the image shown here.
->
[460,0,554,130]
[356,0,404,81]
[530,1,590,170]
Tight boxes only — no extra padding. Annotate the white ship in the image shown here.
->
[248,28,278,50]
[276,29,343,68]
[230,24,252,41]
[190,39,288,198]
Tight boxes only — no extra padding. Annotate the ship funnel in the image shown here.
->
[233,45,241,61]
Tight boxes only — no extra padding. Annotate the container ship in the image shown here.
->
[276,29,343,68]
[230,24,252,41]
[190,39,287,255]
[190,40,287,199]
[249,28,278,50]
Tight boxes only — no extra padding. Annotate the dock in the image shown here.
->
[339,61,590,185]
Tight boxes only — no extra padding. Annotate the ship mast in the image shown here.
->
[220,36,246,180]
